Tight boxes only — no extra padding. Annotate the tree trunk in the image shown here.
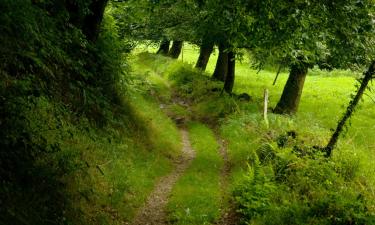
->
[65,0,108,42]
[82,0,109,42]
[168,41,183,59]
[65,0,82,28]
[324,61,375,157]
[157,40,170,55]
[212,44,228,81]
[224,51,235,93]
[195,42,214,71]
[273,64,308,115]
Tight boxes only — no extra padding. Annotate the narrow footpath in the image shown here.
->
[132,128,195,225]
[215,135,239,225]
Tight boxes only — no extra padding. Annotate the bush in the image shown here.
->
[234,150,375,225]
[0,1,129,224]
[167,63,238,122]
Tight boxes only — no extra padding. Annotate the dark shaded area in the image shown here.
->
[212,44,228,81]
[168,41,183,59]
[157,39,170,55]
[195,42,214,71]
[0,0,119,224]
[224,51,236,93]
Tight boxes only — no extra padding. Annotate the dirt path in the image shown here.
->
[131,128,195,225]
[215,135,239,225]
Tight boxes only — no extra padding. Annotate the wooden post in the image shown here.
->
[263,89,269,128]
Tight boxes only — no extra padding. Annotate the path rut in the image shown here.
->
[132,128,195,225]
[215,135,239,225]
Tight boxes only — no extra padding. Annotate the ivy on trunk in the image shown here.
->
[324,61,375,157]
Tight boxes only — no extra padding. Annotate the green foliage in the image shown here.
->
[233,160,277,221]
[168,61,238,121]
[168,63,220,99]
[234,150,375,225]
[0,1,136,224]
[134,52,238,122]
[248,0,375,70]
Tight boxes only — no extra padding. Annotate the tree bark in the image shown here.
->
[212,44,228,81]
[168,41,183,59]
[65,0,108,42]
[324,61,375,157]
[65,0,81,28]
[157,40,170,55]
[82,0,109,42]
[195,42,214,71]
[273,64,308,115]
[224,51,235,93]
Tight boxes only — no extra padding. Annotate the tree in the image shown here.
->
[168,40,183,58]
[115,0,195,46]
[82,0,109,42]
[224,51,236,93]
[195,41,214,71]
[324,61,375,156]
[65,0,109,42]
[273,62,309,114]
[199,0,252,93]
[157,39,170,55]
[248,0,375,114]
[212,44,228,81]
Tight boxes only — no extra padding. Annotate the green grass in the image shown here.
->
[160,43,375,175]
[167,122,223,225]
[126,91,182,158]
[131,45,375,224]
[63,91,182,224]
[10,89,181,225]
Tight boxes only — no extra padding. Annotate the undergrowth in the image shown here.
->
[0,3,180,225]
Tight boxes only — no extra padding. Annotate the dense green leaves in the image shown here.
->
[0,0,128,224]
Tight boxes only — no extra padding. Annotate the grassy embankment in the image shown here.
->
[57,89,182,224]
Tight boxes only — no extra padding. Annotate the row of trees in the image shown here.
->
[115,0,375,115]
[112,0,375,153]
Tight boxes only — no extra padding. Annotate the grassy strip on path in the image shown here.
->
[167,122,224,225]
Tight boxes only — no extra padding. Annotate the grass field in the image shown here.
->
[136,44,374,160]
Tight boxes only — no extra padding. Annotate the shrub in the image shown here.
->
[234,150,375,225]
[0,1,129,224]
